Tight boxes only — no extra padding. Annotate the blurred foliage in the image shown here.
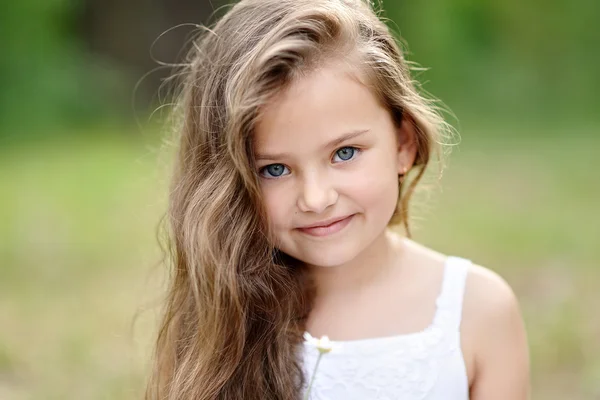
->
[385,0,600,124]
[0,0,131,141]
[0,0,598,139]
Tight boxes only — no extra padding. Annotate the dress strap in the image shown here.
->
[432,256,472,331]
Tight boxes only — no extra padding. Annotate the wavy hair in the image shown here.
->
[145,0,452,399]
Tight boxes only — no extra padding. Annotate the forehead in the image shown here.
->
[252,62,389,157]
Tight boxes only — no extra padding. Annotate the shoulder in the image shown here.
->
[398,237,519,314]
[462,263,528,352]
[462,262,531,398]
[463,262,520,319]
[461,262,526,354]
[395,236,530,396]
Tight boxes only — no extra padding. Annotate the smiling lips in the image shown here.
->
[297,214,355,237]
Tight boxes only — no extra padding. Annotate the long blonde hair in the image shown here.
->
[145,0,451,399]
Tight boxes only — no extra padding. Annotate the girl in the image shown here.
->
[145,0,530,399]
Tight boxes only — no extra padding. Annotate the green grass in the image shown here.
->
[0,123,598,399]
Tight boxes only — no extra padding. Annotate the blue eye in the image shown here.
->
[258,146,360,180]
[260,164,289,178]
[333,146,359,162]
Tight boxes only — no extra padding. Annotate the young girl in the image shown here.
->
[145,0,530,399]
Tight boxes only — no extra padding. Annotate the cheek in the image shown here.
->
[348,157,398,210]
[352,173,397,209]
[261,186,294,228]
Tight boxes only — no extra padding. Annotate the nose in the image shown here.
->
[297,174,338,214]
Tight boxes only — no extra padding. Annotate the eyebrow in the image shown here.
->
[255,129,370,161]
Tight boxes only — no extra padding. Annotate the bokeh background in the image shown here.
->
[1,0,598,399]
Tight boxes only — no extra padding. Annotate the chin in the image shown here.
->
[282,239,364,268]
[303,254,354,268]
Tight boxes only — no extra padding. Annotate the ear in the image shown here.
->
[396,113,418,175]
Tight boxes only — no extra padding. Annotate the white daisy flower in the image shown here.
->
[303,332,337,354]
[302,332,342,400]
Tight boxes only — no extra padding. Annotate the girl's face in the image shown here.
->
[253,62,417,268]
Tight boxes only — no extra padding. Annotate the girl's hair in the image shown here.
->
[145,0,451,399]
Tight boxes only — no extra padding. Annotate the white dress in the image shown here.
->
[301,256,471,400]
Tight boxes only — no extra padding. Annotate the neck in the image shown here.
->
[304,228,403,300]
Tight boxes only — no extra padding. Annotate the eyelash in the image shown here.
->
[258,146,362,179]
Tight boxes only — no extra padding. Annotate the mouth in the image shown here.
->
[296,214,355,237]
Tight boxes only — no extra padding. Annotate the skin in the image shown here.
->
[252,60,530,398]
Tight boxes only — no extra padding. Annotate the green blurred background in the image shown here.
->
[0,0,598,399]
